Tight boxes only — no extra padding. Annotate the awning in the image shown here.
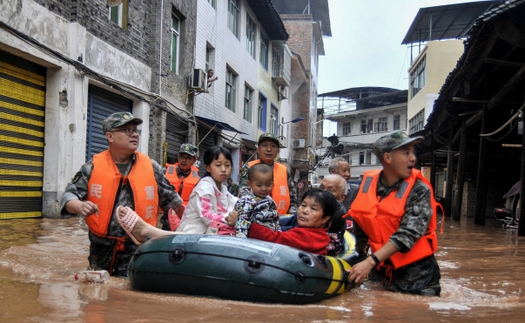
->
[195,116,247,134]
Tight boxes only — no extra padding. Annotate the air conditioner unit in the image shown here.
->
[280,87,289,100]
[278,135,287,148]
[189,68,207,91]
[292,138,305,148]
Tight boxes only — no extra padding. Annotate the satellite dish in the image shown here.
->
[107,0,123,7]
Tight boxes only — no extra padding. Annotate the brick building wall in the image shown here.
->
[280,15,314,164]
[147,0,197,161]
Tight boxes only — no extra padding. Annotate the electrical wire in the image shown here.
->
[479,102,524,140]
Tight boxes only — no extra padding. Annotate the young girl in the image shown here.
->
[247,188,340,255]
[175,146,238,234]
[117,146,238,243]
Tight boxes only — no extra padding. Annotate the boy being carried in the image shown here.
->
[235,163,281,237]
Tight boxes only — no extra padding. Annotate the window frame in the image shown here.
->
[259,33,269,70]
[361,120,366,133]
[108,0,129,29]
[409,109,425,135]
[393,115,400,130]
[244,85,253,122]
[374,117,387,132]
[227,0,240,38]
[410,56,426,98]
[170,13,181,74]
[246,14,256,59]
[225,67,237,112]
[270,105,279,136]
[342,122,351,136]
[258,93,267,131]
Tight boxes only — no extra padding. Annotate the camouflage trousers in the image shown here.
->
[370,254,441,297]
[87,232,138,277]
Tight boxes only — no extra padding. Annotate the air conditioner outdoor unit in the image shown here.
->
[278,135,287,148]
[280,87,289,100]
[292,139,305,148]
[190,68,207,91]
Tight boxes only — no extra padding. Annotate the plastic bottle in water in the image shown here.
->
[74,270,110,283]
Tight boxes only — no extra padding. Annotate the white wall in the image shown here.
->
[194,0,259,141]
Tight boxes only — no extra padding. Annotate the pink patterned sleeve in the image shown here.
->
[199,196,225,222]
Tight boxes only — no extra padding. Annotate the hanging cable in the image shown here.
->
[479,102,524,137]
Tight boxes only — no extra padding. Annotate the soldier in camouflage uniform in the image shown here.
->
[239,133,298,214]
[348,131,441,296]
[60,112,182,277]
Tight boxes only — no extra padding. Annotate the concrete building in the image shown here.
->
[272,0,331,196]
[403,1,499,136]
[0,0,200,218]
[406,40,463,135]
[192,0,290,182]
[318,87,408,181]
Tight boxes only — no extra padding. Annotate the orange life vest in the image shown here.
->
[350,169,438,269]
[86,150,159,237]
[248,160,290,215]
[164,164,200,205]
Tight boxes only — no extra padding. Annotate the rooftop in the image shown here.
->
[401,1,500,45]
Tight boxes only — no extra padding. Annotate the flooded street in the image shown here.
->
[1,216,525,323]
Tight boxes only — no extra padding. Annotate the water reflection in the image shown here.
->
[0,217,524,322]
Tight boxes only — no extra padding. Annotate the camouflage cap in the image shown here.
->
[102,112,143,133]
[257,133,281,148]
[179,143,199,157]
[372,131,423,160]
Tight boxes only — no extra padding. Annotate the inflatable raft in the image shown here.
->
[128,232,361,304]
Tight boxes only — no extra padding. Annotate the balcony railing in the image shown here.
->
[271,41,291,87]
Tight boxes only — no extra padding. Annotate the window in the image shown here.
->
[393,115,400,130]
[207,0,216,8]
[270,105,278,136]
[258,93,267,131]
[342,122,351,135]
[409,109,425,134]
[225,68,237,111]
[394,115,401,130]
[170,14,181,74]
[259,33,269,70]
[367,119,373,133]
[227,0,240,38]
[205,45,214,74]
[272,45,282,77]
[361,120,366,133]
[244,85,253,122]
[359,151,364,165]
[374,117,387,132]
[246,14,256,59]
[410,56,426,98]
[108,0,128,29]
[365,150,372,165]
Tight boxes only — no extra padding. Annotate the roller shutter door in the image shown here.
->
[0,50,46,219]
[166,112,188,164]
[86,85,132,162]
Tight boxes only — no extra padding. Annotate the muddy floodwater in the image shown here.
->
[1,216,524,323]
